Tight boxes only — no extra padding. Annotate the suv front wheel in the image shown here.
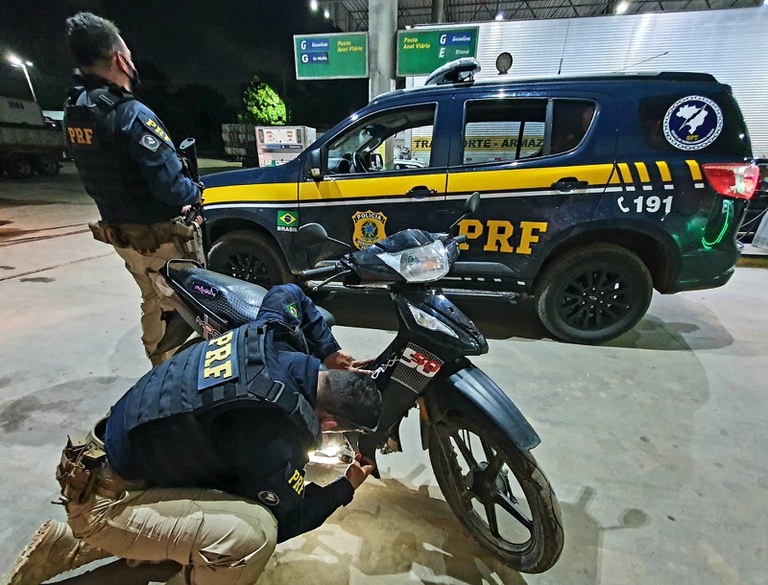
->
[535,244,653,344]
[207,230,292,289]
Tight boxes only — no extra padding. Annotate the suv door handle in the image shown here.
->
[407,186,438,198]
[551,177,589,192]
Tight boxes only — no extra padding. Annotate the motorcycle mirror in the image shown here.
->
[464,191,480,214]
[179,137,196,151]
[296,222,330,247]
[450,191,481,231]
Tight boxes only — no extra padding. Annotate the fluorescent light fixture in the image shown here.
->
[324,8,330,18]
[310,0,318,10]
[495,12,504,21]
[616,1,629,13]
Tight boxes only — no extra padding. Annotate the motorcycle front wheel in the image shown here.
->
[428,413,564,573]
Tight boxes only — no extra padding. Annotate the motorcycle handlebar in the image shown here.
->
[452,234,468,245]
[300,264,341,279]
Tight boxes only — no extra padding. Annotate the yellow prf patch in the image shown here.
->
[288,468,305,495]
[352,210,388,250]
[138,112,173,146]
[197,331,239,389]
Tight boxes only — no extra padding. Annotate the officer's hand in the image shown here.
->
[324,350,372,374]
[181,204,204,225]
[345,453,375,490]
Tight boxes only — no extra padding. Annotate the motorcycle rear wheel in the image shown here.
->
[428,413,564,573]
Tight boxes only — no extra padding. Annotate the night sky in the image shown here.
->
[0,0,368,135]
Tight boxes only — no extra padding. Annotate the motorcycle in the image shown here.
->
[154,193,564,573]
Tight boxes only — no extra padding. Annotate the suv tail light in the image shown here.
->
[701,163,760,200]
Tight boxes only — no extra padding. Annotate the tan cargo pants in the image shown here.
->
[66,482,278,585]
[112,234,201,366]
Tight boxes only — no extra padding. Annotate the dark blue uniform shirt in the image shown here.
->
[66,74,199,224]
[104,285,349,543]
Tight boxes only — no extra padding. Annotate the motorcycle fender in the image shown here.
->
[421,366,541,452]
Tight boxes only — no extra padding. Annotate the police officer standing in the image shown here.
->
[64,12,204,365]
[8,284,381,585]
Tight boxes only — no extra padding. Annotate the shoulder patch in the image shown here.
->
[137,111,174,147]
[284,302,300,321]
[258,490,280,506]
[139,133,161,152]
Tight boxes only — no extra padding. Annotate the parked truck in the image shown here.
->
[0,96,65,178]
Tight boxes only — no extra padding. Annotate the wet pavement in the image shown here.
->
[1,162,767,585]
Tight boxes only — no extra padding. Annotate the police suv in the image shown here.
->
[201,60,759,344]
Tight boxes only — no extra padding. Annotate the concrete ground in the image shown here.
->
[1,162,767,585]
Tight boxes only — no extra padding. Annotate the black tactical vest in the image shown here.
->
[116,322,322,483]
[63,84,179,225]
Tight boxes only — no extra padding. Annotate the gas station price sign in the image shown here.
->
[294,33,368,80]
[396,27,479,76]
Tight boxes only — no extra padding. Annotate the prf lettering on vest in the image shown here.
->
[458,219,548,255]
[203,331,234,380]
[288,469,305,495]
[67,127,94,145]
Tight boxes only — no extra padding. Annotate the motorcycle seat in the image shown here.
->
[170,266,335,328]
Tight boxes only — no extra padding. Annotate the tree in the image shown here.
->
[238,77,287,125]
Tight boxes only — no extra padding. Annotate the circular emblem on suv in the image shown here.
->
[663,95,723,151]
[258,491,280,506]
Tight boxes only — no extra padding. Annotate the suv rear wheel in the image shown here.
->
[535,244,652,344]
[207,230,292,289]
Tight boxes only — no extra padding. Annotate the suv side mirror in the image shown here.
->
[308,150,323,181]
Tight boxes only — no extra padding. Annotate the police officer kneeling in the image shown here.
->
[9,284,381,585]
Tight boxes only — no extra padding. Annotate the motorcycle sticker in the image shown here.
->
[195,314,221,340]
[352,210,388,249]
[391,343,443,393]
[370,351,404,381]
[663,95,723,151]
[193,283,218,298]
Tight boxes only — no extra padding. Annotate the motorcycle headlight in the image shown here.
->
[377,240,450,282]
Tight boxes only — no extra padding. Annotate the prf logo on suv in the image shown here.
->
[201,60,760,344]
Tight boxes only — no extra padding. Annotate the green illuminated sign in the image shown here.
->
[397,27,479,76]
[294,33,368,80]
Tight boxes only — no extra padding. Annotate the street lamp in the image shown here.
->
[7,54,38,104]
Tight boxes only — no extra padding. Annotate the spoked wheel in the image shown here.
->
[428,413,564,573]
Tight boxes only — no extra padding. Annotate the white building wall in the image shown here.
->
[409,7,768,156]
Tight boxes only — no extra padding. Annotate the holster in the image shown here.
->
[55,435,108,504]
[88,218,198,255]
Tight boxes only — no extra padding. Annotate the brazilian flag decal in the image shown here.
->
[277,210,298,232]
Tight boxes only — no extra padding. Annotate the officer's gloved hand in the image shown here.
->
[324,350,373,374]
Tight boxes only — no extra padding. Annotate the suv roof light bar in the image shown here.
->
[425,58,481,86]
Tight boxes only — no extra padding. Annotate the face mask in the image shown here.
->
[118,52,142,94]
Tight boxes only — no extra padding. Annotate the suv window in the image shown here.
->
[551,99,595,154]
[462,98,595,165]
[463,99,546,165]
[326,104,436,173]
